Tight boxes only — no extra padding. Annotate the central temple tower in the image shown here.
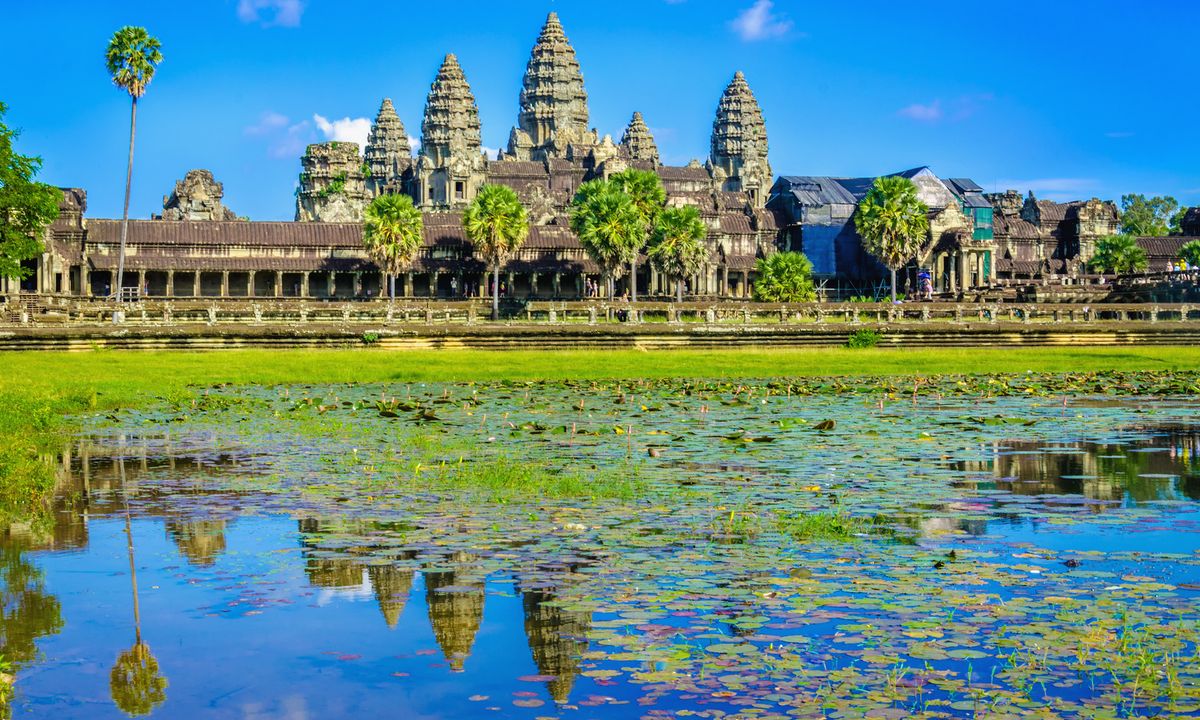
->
[710,71,772,207]
[415,54,487,209]
[507,12,597,161]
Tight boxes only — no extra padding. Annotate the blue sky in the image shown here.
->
[2,0,1197,221]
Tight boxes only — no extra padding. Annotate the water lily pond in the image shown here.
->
[4,377,1200,718]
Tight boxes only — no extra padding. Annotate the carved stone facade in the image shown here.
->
[507,13,595,162]
[159,170,239,221]
[987,191,1119,279]
[710,72,772,206]
[295,142,368,222]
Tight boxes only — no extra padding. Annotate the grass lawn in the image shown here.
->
[2,346,1199,523]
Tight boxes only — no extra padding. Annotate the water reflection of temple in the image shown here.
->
[954,431,1200,503]
[522,589,590,704]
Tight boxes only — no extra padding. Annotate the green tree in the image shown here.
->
[752,252,817,303]
[1169,206,1189,236]
[0,103,60,282]
[569,180,642,301]
[1090,235,1148,274]
[463,184,528,320]
[648,205,707,302]
[1176,240,1200,268]
[105,26,163,301]
[1120,194,1178,237]
[363,194,423,300]
[610,169,665,301]
[854,176,929,302]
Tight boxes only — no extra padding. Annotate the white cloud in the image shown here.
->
[313,115,372,154]
[237,0,304,28]
[408,135,421,152]
[898,94,992,123]
[731,1,793,41]
[245,112,312,159]
[898,101,943,122]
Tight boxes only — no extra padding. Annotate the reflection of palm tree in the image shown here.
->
[110,455,167,716]
[425,555,485,672]
[522,590,591,704]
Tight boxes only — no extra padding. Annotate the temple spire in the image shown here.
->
[420,53,482,167]
[710,70,772,206]
[364,98,412,196]
[509,12,594,161]
[620,112,659,166]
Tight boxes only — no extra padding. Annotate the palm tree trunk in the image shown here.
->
[608,273,615,301]
[119,457,142,646]
[116,96,137,308]
[677,277,684,303]
[890,268,897,304]
[492,265,500,321]
[629,258,637,302]
[388,273,395,300]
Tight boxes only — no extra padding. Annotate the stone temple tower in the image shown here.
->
[507,12,597,162]
[709,71,772,207]
[364,98,412,198]
[416,54,487,209]
[620,112,659,166]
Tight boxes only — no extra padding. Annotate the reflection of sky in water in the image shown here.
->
[4,391,1200,718]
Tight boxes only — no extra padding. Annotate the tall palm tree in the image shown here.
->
[648,204,707,302]
[105,26,163,304]
[363,194,424,299]
[569,180,642,301]
[463,184,528,320]
[1090,235,1148,275]
[854,176,929,302]
[610,169,665,301]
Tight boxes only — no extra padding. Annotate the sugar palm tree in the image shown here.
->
[463,184,528,320]
[648,204,707,302]
[854,176,929,302]
[105,26,162,303]
[610,169,665,301]
[363,194,424,300]
[569,180,642,301]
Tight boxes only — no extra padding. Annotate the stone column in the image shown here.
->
[275,271,283,298]
[166,270,175,297]
[957,254,967,292]
[326,272,336,298]
[405,272,414,298]
[301,272,310,298]
[553,272,561,298]
[192,273,201,297]
[506,271,515,298]
[219,271,229,297]
[82,265,92,297]
[530,272,539,298]
[137,270,146,297]
[354,272,363,298]
[430,271,440,298]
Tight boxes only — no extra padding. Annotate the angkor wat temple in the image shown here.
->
[4,13,1195,302]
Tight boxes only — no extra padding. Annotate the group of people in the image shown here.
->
[1166,260,1193,273]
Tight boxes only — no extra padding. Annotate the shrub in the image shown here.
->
[846,329,882,349]
[1178,240,1200,268]
[361,332,380,346]
[753,252,816,303]
[1090,235,1148,274]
